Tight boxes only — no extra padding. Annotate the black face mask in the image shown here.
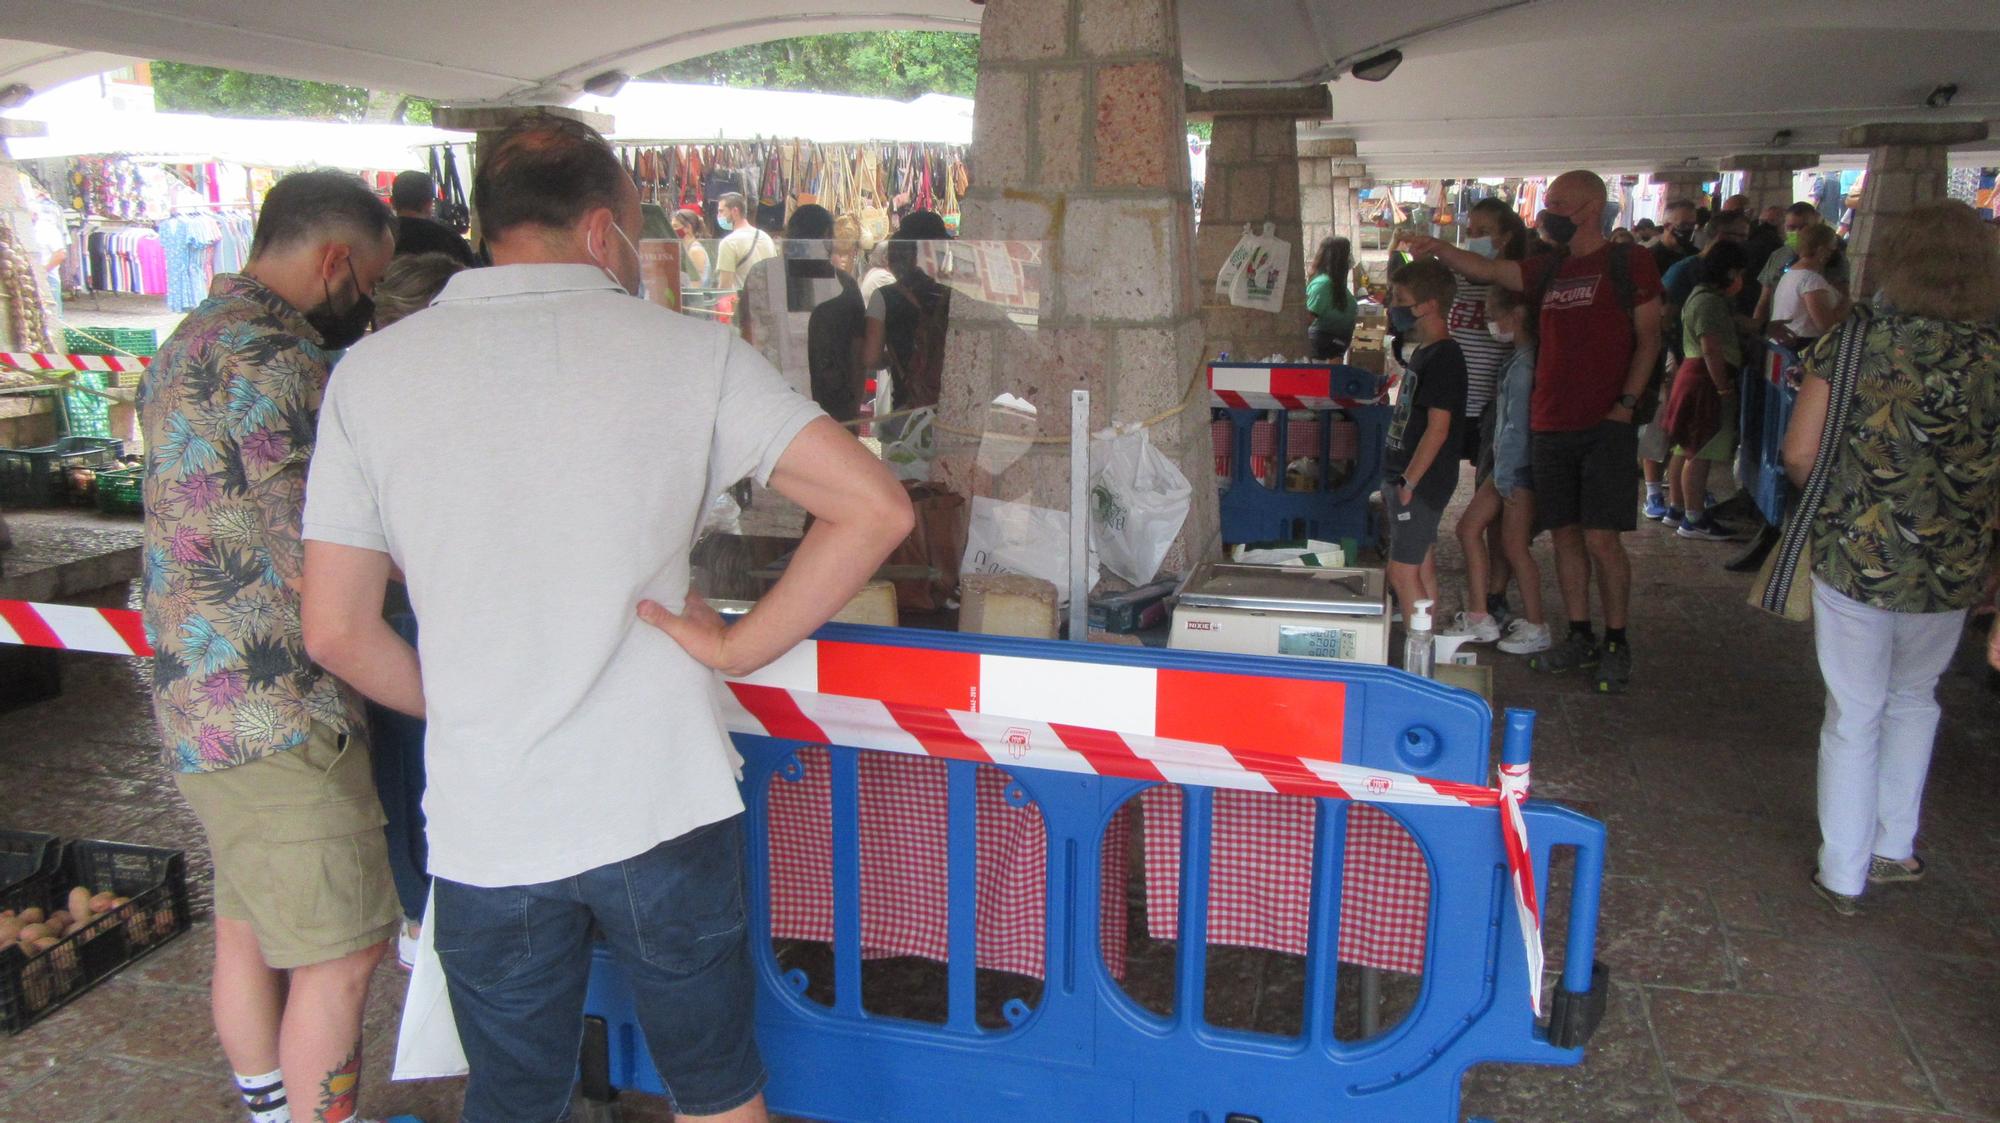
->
[305,260,375,350]
[1541,212,1578,246]
[1673,222,1697,244]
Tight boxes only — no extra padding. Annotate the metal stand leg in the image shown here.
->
[575,1015,622,1123]
[1360,966,1382,1038]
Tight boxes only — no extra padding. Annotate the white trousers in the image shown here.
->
[1812,579,1966,895]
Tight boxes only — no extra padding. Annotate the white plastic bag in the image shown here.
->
[1213,223,1259,298]
[1089,427,1192,585]
[1227,221,1291,313]
[878,407,937,482]
[962,495,1095,605]
[393,886,469,1079]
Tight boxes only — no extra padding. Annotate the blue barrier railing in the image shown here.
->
[581,626,1608,1122]
[1216,365,1391,548]
[1737,339,1802,527]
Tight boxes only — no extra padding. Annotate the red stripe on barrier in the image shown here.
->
[727,682,830,743]
[103,610,154,657]
[884,702,989,763]
[1267,366,1333,399]
[1214,389,1251,410]
[1156,669,1344,763]
[1048,722,1165,783]
[0,601,62,648]
[819,640,980,714]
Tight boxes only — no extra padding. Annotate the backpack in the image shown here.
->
[885,278,951,412]
[1528,243,1661,423]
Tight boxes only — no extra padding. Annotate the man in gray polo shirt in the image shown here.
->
[298,115,913,1123]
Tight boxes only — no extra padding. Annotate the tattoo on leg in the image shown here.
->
[314,1042,362,1123]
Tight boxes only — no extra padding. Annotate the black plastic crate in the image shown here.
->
[0,831,61,904]
[0,437,125,509]
[1,839,190,1034]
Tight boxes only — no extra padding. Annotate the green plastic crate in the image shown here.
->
[94,466,143,515]
[62,328,156,389]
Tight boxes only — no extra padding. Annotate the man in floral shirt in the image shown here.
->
[140,170,414,1123]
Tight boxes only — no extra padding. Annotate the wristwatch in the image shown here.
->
[1616,393,1639,410]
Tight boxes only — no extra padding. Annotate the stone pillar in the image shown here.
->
[1298,139,1365,278]
[1650,165,1716,209]
[1839,120,1991,300]
[1188,86,1330,363]
[939,0,1219,578]
[430,104,616,245]
[1722,152,1818,216]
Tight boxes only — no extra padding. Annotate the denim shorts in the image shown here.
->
[433,816,764,1122]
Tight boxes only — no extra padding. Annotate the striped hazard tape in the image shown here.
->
[0,352,153,375]
[1208,362,1390,412]
[0,600,1545,1014]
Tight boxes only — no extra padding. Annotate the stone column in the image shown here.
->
[939,0,1219,578]
[430,104,616,246]
[1839,120,1991,300]
[1722,152,1818,216]
[1649,166,1716,209]
[1188,86,1330,364]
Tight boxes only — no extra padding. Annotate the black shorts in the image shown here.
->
[1531,421,1640,532]
[1471,408,1497,486]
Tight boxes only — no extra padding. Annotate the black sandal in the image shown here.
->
[1868,855,1926,884]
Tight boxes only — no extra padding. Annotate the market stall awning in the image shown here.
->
[581,83,972,145]
[3,108,469,171]
[2,1,1997,177]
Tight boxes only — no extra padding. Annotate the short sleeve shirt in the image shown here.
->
[139,274,364,773]
[1680,284,1742,368]
[716,226,777,285]
[1806,309,2000,614]
[1385,337,1469,509]
[303,263,824,887]
[1519,244,1662,433]
[1771,269,1834,339]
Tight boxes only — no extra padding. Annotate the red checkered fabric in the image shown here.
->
[1286,418,1322,454]
[1327,420,1360,461]
[765,749,1130,979]
[766,753,1427,981]
[1138,789,1428,975]
[1249,420,1277,456]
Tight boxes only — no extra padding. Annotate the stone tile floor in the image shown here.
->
[1,499,1996,1121]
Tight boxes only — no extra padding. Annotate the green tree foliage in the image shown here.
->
[652,32,979,100]
[151,62,372,121]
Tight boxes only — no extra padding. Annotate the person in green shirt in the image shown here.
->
[1305,235,1358,359]
[1659,240,1749,540]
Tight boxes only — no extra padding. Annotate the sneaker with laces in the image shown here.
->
[1497,619,1552,654]
[1675,514,1735,541]
[1659,506,1684,526]
[1442,611,1502,643]
[1595,639,1632,693]
[1642,493,1671,521]
[1529,630,1599,674]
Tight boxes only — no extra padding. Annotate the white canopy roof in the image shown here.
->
[3,106,466,170]
[3,1,1996,177]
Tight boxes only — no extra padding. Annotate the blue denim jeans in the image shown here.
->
[366,612,429,921]
[433,816,764,1122]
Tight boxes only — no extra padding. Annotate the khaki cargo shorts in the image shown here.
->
[175,722,399,969]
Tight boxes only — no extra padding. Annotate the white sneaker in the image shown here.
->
[1442,611,1502,644]
[1497,619,1553,655]
[396,919,420,971]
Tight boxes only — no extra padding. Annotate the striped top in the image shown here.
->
[1447,280,1513,418]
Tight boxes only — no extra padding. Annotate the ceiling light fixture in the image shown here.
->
[1770,128,1794,147]
[583,70,630,98]
[0,83,33,110]
[1350,50,1404,83]
[1923,83,1957,109]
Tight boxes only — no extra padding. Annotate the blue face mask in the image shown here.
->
[1465,235,1498,260]
[1389,305,1418,335]
[717,214,735,232]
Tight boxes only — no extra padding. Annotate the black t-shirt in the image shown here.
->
[1649,240,1690,279]
[1386,337,1469,509]
[394,215,479,266]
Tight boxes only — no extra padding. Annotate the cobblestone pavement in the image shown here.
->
[1,490,1996,1122]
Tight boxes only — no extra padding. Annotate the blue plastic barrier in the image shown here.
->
[581,625,1608,1122]
[1735,340,1801,527]
[1216,364,1392,549]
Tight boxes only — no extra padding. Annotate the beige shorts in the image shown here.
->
[175,722,399,969]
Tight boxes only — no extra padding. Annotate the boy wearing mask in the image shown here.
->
[1382,258,1470,624]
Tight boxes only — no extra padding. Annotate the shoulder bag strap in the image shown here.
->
[1761,313,1869,613]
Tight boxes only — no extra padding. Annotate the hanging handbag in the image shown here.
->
[1748,313,1870,622]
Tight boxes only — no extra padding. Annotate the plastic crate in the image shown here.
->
[0,437,125,508]
[94,466,143,515]
[1,839,190,1034]
[62,328,156,389]
[0,831,61,904]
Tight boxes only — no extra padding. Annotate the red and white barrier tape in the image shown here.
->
[0,352,153,375]
[0,598,1543,1014]
[1208,363,1390,413]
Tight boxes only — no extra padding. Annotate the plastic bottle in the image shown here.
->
[1404,598,1435,677]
